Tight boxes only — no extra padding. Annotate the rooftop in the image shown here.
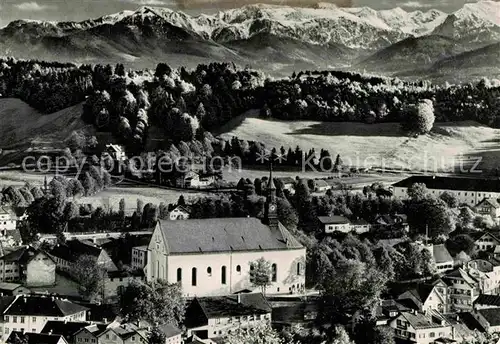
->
[317,216,350,225]
[478,308,500,326]
[393,176,500,193]
[158,323,182,338]
[432,244,453,264]
[157,218,303,254]
[476,198,500,209]
[398,310,448,330]
[0,282,25,292]
[7,331,68,344]
[0,246,52,265]
[41,321,90,340]
[194,293,272,319]
[474,294,500,307]
[5,295,88,317]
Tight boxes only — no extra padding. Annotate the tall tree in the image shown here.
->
[249,257,272,294]
[74,255,106,301]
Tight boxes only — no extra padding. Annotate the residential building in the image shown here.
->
[473,232,500,253]
[2,295,87,340]
[131,246,148,270]
[374,214,409,232]
[314,180,331,193]
[49,240,118,276]
[105,270,145,300]
[41,321,92,343]
[6,331,69,344]
[429,244,454,274]
[105,144,126,162]
[277,177,295,194]
[389,310,454,344]
[185,293,271,339]
[474,198,500,221]
[474,308,500,333]
[393,176,500,206]
[467,258,500,295]
[146,175,306,297]
[349,219,371,234]
[443,268,480,312]
[0,283,30,296]
[0,246,55,287]
[98,321,150,344]
[319,216,351,234]
[0,208,17,237]
[157,323,182,344]
[395,281,448,314]
[73,323,109,343]
[167,205,191,221]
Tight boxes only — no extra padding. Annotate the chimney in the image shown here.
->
[237,293,241,304]
[103,318,107,324]
[49,330,53,335]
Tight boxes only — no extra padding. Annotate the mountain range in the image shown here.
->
[1,1,500,80]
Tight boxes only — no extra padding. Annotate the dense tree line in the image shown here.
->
[3,59,500,157]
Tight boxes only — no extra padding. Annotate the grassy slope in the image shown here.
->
[0,98,92,149]
[216,110,500,173]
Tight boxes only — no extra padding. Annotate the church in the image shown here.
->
[145,172,306,297]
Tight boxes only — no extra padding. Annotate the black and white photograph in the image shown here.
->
[0,0,500,343]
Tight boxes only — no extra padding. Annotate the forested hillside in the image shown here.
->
[1,58,500,155]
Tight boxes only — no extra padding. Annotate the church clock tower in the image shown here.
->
[265,160,279,230]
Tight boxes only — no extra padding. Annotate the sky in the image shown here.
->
[0,0,486,28]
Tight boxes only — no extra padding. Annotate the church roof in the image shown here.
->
[157,218,303,254]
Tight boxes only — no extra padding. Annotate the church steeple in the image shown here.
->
[265,158,278,229]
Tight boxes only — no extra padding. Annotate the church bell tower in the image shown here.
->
[265,159,279,230]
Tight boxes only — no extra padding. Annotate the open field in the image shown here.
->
[216,110,500,173]
[0,98,92,149]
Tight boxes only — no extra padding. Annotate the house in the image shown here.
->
[6,331,69,344]
[474,308,500,333]
[41,321,91,343]
[314,180,331,193]
[2,295,87,340]
[318,216,351,234]
[105,270,145,299]
[157,323,183,344]
[473,232,500,253]
[374,214,409,232]
[429,244,454,274]
[467,258,500,295]
[131,246,148,270]
[0,282,30,296]
[349,219,371,234]
[277,177,295,194]
[394,281,448,314]
[105,144,126,162]
[167,205,191,221]
[389,310,454,344]
[73,323,109,343]
[0,246,56,287]
[442,268,480,312]
[474,198,500,221]
[0,208,17,237]
[49,240,118,275]
[393,176,500,206]
[146,176,306,297]
[185,293,271,339]
[97,321,151,344]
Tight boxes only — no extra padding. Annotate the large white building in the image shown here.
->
[0,208,17,237]
[392,176,500,206]
[146,177,306,297]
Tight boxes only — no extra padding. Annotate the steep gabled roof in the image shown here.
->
[432,244,453,264]
[157,323,182,338]
[156,218,302,254]
[0,246,54,265]
[476,198,500,209]
[474,294,500,307]
[5,296,88,316]
[41,321,90,340]
[478,308,500,326]
[7,332,68,344]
